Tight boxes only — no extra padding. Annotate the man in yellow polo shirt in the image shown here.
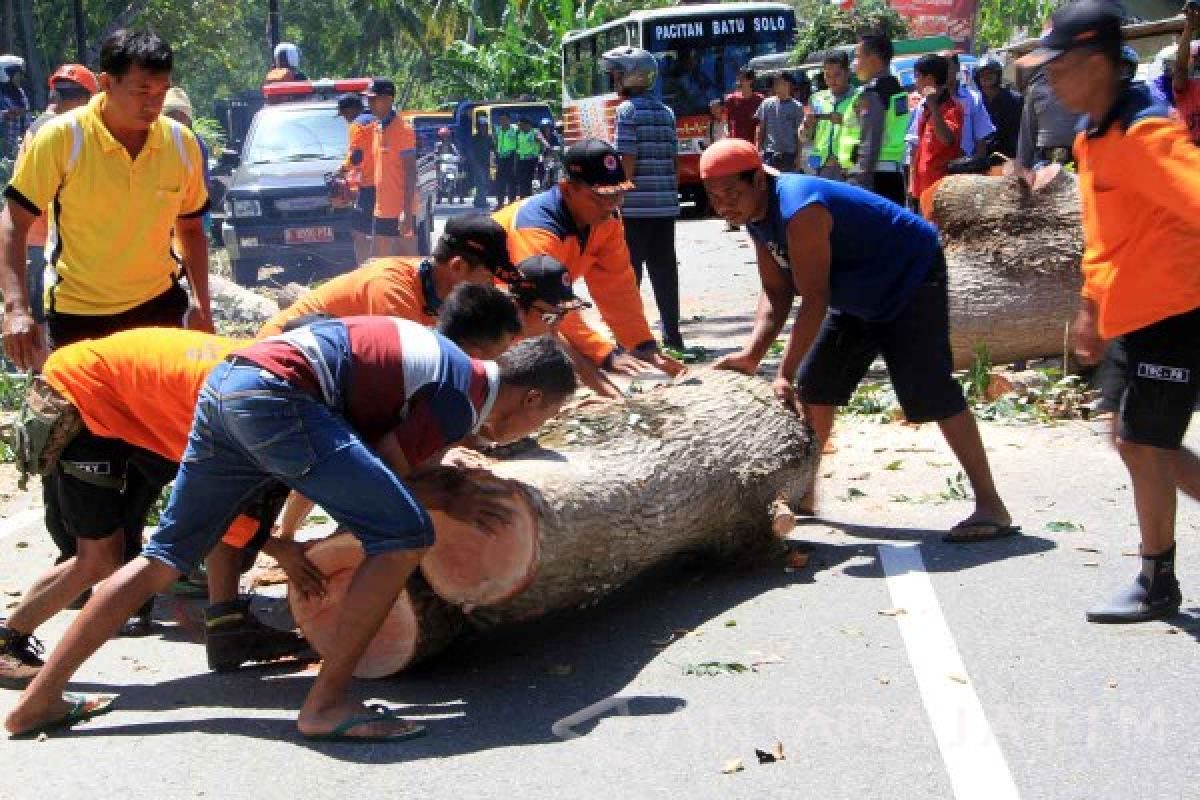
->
[0,29,211,592]
[0,29,211,371]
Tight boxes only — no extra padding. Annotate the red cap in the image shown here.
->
[699,138,762,180]
[49,64,98,95]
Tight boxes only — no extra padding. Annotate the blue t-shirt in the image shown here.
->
[745,175,940,322]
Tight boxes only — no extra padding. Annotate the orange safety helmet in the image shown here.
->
[49,64,98,95]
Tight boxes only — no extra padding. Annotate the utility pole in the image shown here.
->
[72,0,87,63]
[267,0,281,51]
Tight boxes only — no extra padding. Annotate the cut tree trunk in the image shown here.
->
[290,371,818,677]
[288,533,465,678]
[422,370,818,627]
[933,169,1083,369]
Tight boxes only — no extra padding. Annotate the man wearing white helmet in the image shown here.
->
[603,45,684,351]
[0,55,30,158]
[265,42,307,83]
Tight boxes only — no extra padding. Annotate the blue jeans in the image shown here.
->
[143,361,435,574]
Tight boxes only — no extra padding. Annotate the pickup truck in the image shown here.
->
[218,79,435,286]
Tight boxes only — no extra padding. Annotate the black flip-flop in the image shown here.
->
[943,523,1021,543]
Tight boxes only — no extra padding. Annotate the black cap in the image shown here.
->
[1028,0,1124,65]
[562,139,634,195]
[510,255,590,310]
[334,93,363,115]
[364,77,396,97]
[440,213,513,275]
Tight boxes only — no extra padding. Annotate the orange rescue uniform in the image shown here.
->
[1075,89,1200,338]
[493,187,655,365]
[258,257,434,338]
[42,328,265,546]
[373,111,417,220]
[344,114,377,189]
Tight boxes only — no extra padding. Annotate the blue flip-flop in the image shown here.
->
[302,712,427,744]
[9,693,118,739]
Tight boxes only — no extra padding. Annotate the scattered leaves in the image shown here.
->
[15,541,28,549]
[839,487,867,501]
[785,551,810,570]
[755,741,786,763]
[884,459,905,471]
[1046,521,1084,533]
[721,758,745,774]
[682,661,751,676]
[724,619,737,628]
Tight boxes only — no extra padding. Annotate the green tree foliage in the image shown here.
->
[791,0,911,59]
[975,0,1056,50]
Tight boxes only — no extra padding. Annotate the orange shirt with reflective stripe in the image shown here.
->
[343,115,376,188]
[257,257,433,338]
[493,189,654,365]
[1075,91,1200,338]
[373,112,416,219]
[42,328,240,463]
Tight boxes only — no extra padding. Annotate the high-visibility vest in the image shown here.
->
[836,86,910,169]
[495,127,518,157]
[516,129,541,159]
[809,88,859,166]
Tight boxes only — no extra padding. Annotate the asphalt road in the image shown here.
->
[0,216,1196,799]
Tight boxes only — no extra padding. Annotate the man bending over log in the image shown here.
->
[5,318,576,741]
[0,285,526,685]
[702,138,1013,542]
[494,139,685,394]
[1034,0,1200,622]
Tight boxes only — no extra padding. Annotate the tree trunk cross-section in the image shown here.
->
[290,371,819,677]
[934,170,1083,368]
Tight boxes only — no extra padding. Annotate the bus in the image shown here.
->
[561,2,796,207]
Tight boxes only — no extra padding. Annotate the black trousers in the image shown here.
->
[516,158,538,198]
[44,282,189,563]
[623,216,682,347]
[870,171,907,207]
[494,155,517,206]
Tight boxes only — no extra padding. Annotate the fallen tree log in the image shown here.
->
[289,370,818,676]
[423,369,817,625]
[288,533,466,678]
[934,168,1083,369]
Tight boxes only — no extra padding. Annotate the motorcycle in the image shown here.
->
[538,147,562,192]
[437,152,463,204]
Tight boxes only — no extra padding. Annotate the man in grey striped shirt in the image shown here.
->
[604,46,684,350]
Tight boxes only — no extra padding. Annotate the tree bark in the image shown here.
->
[291,371,818,677]
[933,170,1083,369]
[423,370,818,626]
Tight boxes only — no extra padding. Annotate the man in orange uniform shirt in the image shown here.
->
[1034,0,1200,622]
[333,92,376,265]
[366,78,418,257]
[493,139,684,379]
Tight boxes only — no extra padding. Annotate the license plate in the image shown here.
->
[284,226,334,245]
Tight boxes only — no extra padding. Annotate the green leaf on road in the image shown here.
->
[1045,520,1084,532]
[884,459,904,471]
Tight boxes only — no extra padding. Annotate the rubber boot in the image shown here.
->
[1086,545,1182,624]
[205,598,310,672]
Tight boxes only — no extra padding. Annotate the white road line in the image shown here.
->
[0,507,43,542]
[879,543,1021,800]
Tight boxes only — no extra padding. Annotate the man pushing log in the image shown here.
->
[701,138,1013,541]
[5,317,577,742]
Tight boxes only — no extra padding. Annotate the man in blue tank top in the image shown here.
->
[700,138,1014,542]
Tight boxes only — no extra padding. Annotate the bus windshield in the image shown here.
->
[645,9,795,118]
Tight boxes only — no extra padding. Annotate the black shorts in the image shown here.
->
[1097,306,1200,449]
[53,429,177,541]
[352,186,377,234]
[372,216,401,237]
[46,281,189,350]
[797,254,967,423]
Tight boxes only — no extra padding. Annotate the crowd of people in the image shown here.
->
[0,0,1197,745]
